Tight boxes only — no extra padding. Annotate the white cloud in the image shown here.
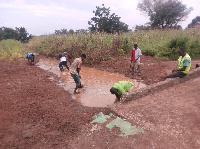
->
[0,0,199,35]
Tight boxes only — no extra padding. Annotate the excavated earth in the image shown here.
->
[0,55,200,149]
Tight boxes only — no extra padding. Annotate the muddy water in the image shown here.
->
[37,58,146,107]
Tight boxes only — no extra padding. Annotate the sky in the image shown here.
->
[0,0,199,36]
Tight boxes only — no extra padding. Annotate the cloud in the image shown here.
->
[0,0,199,35]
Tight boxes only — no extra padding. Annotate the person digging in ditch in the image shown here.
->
[165,47,191,79]
[70,54,86,94]
[131,44,142,76]
[110,81,134,103]
[59,52,70,71]
[25,53,35,66]
[196,63,200,68]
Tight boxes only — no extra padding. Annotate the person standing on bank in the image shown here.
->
[70,54,86,94]
[165,47,191,79]
[131,44,142,76]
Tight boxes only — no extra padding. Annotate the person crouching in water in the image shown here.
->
[110,81,134,103]
[59,52,70,71]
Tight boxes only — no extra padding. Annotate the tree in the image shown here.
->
[135,25,151,31]
[187,16,200,28]
[1,27,17,40]
[15,27,32,43]
[137,0,193,29]
[68,29,74,35]
[88,4,129,33]
[76,29,89,34]
[0,27,33,43]
[55,29,68,35]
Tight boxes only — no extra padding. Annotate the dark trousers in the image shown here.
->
[28,55,35,65]
[59,61,69,70]
[71,73,81,87]
[165,71,187,79]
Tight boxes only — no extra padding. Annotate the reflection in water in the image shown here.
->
[37,58,146,107]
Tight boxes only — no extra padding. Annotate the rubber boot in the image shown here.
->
[132,67,135,75]
[138,66,141,76]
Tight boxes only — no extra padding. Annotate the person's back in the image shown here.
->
[60,55,67,62]
[70,57,82,75]
[112,81,133,95]
[25,53,35,65]
[58,52,69,71]
[110,81,134,102]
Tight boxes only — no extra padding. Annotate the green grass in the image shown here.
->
[24,28,200,63]
[0,39,24,60]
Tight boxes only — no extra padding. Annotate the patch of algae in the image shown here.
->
[91,112,144,137]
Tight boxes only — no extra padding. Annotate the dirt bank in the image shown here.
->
[0,55,199,149]
[0,59,110,148]
[86,55,199,85]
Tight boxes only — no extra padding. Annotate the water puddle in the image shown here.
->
[37,58,146,107]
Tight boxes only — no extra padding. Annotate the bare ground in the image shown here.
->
[0,55,200,149]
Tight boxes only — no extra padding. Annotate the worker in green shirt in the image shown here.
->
[165,47,191,79]
[110,81,134,102]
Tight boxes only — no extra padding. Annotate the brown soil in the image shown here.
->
[0,59,110,149]
[0,55,199,148]
[86,55,199,85]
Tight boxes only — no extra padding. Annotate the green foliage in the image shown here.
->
[55,29,78,35]
[117,49,125,56]
[187,16,200,28]
[55,28,68,35]
[137,0,193,29]
[0,39,23,59]
[135,25,151,31]
[88,4,129,33]
[26,29,200,63]
[0,27,33,43]
[165,32,200,59]
[120,37,133,53]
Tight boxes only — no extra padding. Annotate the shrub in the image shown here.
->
[0,39,23,59]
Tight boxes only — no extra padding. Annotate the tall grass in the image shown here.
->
[25,28,200,63]
[0,39,24,60]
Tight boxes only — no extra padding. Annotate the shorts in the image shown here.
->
[71,73,81,86]
[131,60,140,67]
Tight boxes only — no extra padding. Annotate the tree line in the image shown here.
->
[0,27,33,43]
[1,0,199,40]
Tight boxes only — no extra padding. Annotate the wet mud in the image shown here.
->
[37,58,146,107]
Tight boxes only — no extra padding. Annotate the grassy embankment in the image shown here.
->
[1,29,200,62]
[0,39,24,60]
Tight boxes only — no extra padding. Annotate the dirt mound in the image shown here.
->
[0,59,110,148]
